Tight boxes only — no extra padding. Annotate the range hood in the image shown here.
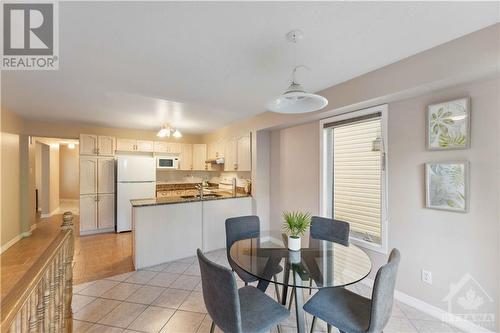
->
[205,157,225,164]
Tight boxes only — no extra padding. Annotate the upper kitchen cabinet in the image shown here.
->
[80,134,116,156]
[116,138,154,152]
[179,143,193,170]
[192,144,207,170]
[154,141,181,154]
[97,136,115,156]
[224,139,238,171]
[237,135,251,171]
[207,141,224,159]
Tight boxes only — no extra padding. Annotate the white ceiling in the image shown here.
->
[2,2,499,134]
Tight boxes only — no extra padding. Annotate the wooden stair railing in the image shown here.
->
[1,212,75,333]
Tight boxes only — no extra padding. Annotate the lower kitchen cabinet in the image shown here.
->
[80,193,116,235]
[202,197,252,252]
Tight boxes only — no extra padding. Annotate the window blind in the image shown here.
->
[331,116,382,243]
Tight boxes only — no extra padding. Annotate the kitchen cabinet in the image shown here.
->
[97,158,115,194]
[154,141,181,154]
[224,139,238,171]
[97,194,115,229]
[208,141,224,159]
[116,138,154,152]
[80,134,115,156]
[97,136,115,156]
[202,197,252,252]
[80,195,98,231]
[192,144,207,171]
[179,143,193,170]
[137,140,154,152]
[80,157,97,194]
[237,135,251,171]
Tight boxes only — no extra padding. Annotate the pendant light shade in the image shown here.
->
[267,81,328,114]
[266,30,328,114]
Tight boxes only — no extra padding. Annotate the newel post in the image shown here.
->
[61,211,74,332]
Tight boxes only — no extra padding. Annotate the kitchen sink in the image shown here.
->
[180,193,223,199]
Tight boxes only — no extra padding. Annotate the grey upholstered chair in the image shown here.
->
[309,216,350,246]
[304,249,401,333]
[197,249,289,333]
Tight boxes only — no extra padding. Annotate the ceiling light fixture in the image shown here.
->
[68,143,76,149]
[267,30,328,114]
[157,124,182,139]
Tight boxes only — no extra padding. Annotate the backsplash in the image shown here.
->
[156,170,251,183]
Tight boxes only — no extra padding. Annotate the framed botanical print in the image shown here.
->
[427,97,470,150]
[425,161,469,213]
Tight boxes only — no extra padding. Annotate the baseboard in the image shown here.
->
[0,234,23,254]
[79,227,115,236]
[360,278,494,333]
[40,208,59,218]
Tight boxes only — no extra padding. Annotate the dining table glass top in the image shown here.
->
[229,230,372,289]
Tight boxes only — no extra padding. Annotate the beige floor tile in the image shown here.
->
[86,323,125,333]
[102,283,142,301]
[153,288,190,309]
[125,271,158,284]
[196,315,223,333]
[163,262,191,274]
[142,263,170,272]
[183,264,201,277]
[398,302,439,321]
[73,319,94,333]
[170,275,201,291]
[147,272,180,288]
[177,256,196,264]
[73,298,121,322]
[410,319,458,333]
[194,282,203,292]
[126,285,166,305]
[384,317,418,333]
[72,294,97,312]
[106,272,134,282]
[98,302,148,328]
[160,310,205,333]
[74,281,97,294]
[128,306,175,332]
[179,291,207,313]
[78,280,119,297]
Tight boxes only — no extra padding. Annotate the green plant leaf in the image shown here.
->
[282,211,311,238]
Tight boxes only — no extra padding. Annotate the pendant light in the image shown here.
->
[157,124,182,138]
[267,30,328,114]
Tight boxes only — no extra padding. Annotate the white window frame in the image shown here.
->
[319,104,389,254]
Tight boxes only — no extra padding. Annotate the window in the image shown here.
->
[320,105,388,253]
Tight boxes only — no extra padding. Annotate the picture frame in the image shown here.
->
[425,161,469,213]
[426,97,471,150]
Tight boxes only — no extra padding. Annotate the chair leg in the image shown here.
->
[244,282,248,286]
[273,275,281,302]
[327,324,332,333]
[309,316,316,333]
[288,288,295,310]
[309,279,312,295]
[276,324,282,333]
[210,321,215,333]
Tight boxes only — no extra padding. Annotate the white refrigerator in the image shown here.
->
[116,156,156,232]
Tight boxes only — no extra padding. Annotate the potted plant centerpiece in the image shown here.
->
[282,211,311,251]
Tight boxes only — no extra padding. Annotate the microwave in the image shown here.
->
[157,156,179,169]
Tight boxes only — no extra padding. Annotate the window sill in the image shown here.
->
[350,236,388,255]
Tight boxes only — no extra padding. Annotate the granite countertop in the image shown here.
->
[156,180,202,185]
[131,192,251,207]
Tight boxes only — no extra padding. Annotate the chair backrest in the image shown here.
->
[310,216,350,246]
[197,249,242,333]
[225,215,260,272]
[368,248,401,333]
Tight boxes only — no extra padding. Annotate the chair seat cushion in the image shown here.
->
[239,286,289,333]
[304,287,371,333]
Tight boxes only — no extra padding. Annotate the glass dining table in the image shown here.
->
[229,230,372,333]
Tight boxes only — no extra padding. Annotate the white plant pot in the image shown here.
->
[288,236,301,251]
[288,249,301,264]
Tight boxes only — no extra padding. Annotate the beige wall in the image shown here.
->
[268,78,499,330]
[59,145,79,199]
[48,145,60,214]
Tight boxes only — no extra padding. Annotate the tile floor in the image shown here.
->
[72,249,463,333]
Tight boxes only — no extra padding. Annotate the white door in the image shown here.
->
[237,136,251,171]
[98,136,115,156]
[117,182,156,232]
[117,156,155,182]
[116,138,136,152]
[224,139,238,171]
[192,144,207,171]
[80,157,97,194]
[179,143,193,170]
[136,140,154,152]
[80,195,98,232]
[98,158,115,193]
[80,134,98,155]
[98,193,115,229]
